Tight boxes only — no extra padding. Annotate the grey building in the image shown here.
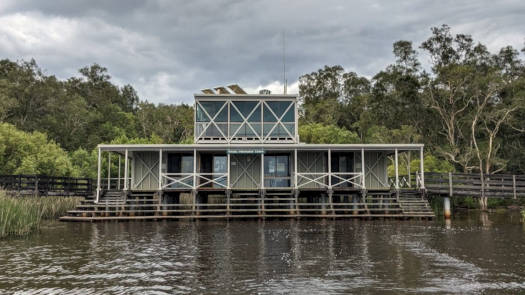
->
[62,86,433,221]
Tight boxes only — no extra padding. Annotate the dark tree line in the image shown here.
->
[0,25,524,186]
[299,25,525,176]
[0,60,193,151]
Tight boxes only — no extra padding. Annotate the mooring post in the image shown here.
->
[226,189,231,216]
[353,194,358,215]
[192,189,198,216]
[328,189,334,215]
[294,189,300,216]
[444,196,451,219]
[443,172,453,219]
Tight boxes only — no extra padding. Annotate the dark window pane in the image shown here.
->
[233,101,258,118]
[196,104,209,122]
[230,107,243,122]
[263,104,277,122]
[215,107,228,122]
[200,101,224,118]
[267,101,291,118]
[282,106,295,122]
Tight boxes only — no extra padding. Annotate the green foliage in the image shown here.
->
[70,148,98,178]
[411,155,455,173]
[387,154,454,176]
[0,122,74,176]
[0,60,194,151]
[299,123,360,144]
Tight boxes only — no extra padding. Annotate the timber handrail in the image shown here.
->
[0,174,94,196]
[424,172,525,198]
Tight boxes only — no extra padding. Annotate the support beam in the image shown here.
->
[328,149,332,189]
[193,149,197,189]
[107,152,111,190]
[227,152,231,189]
[361,149,366,189]
[96,147,101,203]
[419,147,425,189]
[513,175,517,200]
[124,149,128,190]
[118,155,121,190]
[261,152,265,189]
[294,149,298,189]
[394,149,399,189]
[158,149,162,190]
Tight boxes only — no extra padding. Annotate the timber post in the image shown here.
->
[513,175,517,200]
[443,171,453,219]
[448,172,453,197]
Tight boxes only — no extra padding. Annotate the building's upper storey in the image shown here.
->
[194,89,298,144]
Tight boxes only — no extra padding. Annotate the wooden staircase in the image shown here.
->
[398,190,434,217]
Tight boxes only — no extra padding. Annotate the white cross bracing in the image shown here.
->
[195,99,296,143]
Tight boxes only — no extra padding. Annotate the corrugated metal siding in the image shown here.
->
[132,151,159,190]
[230,154,261,189]
[297,151,327,188]
[355,151,388,189]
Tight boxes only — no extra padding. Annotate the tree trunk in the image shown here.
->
[478,171,488,211]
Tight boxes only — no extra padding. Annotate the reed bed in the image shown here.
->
[0,191,80,238]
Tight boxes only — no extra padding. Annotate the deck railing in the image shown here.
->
[425,172,525,198]
[0,174,93,196]
[296,172,364,189]
[161,172,228,189]
[161,173,194,189]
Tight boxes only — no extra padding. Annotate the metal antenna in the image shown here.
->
[283,31,287,94]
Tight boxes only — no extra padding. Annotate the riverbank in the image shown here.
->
[0,191,80,238]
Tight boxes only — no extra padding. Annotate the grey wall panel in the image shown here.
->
[230,154,261,189]
[132,151,159,190]
[365,151,388,189]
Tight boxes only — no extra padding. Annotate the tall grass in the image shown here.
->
[0,191,80,238]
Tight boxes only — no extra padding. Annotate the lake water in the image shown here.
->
[1,212,525,294]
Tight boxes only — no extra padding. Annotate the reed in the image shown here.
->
[0,191,80,238]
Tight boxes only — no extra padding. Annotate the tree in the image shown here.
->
[0,123,74,176]
[299,65,344,125]
[299,123,359,144]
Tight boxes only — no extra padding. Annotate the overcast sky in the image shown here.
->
[0,0,523,104]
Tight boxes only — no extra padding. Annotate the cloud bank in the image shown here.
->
[0,0,523,103]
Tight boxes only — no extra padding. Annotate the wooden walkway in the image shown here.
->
[424,172,525,198]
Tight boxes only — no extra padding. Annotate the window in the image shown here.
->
[264,154,290,187]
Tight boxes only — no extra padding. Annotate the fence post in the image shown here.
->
[448,172,453,197]
[513,175,517,200]
[34,175,39,196]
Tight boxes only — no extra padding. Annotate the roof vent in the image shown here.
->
[259,89,271,95]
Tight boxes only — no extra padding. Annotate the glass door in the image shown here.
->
[264,154,290,187]
[213,156,227,188]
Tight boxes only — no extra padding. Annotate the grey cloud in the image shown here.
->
[0,0,523,104]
